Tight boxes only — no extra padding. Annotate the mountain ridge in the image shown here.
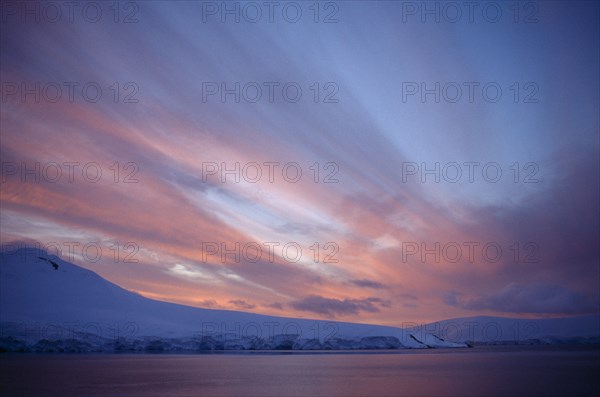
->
[1,247,597,352]
[0,247,465,351]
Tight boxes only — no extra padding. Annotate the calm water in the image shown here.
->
[1,346,599,397]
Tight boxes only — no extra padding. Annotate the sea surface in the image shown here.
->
[1,346,599,397]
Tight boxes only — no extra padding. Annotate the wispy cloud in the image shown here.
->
[1,1,598,324]
[291,295,392,317]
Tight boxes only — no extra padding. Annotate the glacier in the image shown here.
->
[2,247,597,353]
[0,247,468,352]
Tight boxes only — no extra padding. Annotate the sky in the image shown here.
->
[1,1,598,325]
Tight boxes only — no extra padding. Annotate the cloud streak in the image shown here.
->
[446,283,596,315]
[291,295,392,317]
[1,2,598,324]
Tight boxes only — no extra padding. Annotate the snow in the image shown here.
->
[0,247,468,351]
[407,315,600,345]
[11,247,595,351]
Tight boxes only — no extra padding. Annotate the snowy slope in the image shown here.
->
[0,248,466,351]
[408,315,600,345]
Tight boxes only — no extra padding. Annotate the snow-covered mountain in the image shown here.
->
[409,315,600,345]
[1,247,597,352]
[0,247,465,352]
